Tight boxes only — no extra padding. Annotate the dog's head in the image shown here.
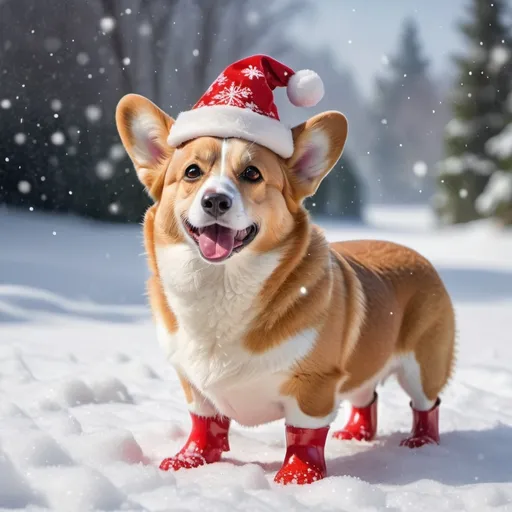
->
[116,94,348,264]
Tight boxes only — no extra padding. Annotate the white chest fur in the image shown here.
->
[154,243,318,425]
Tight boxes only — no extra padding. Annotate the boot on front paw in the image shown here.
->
[160,413,230,471]
[274,425,329,485]
[332,392,378,442]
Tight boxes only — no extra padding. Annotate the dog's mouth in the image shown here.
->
[184,219,258,263]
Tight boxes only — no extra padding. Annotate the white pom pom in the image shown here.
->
[287,69,324,107]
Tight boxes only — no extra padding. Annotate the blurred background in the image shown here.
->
[1,0,511,225]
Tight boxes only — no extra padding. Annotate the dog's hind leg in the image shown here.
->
[332,385,378,442]
[397,315,455,448]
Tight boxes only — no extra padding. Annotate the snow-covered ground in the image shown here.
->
[1,205,512,512]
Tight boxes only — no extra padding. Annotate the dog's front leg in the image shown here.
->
[160,374,230,472]
[274,397,337,485]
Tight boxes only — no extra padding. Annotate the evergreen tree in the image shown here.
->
[304,154,363,220]
[370,18,440,203]
[435,0,512,224]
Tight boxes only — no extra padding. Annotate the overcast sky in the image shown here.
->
[289,0,485,98]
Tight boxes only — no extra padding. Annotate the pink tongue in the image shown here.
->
[198,225,236,261]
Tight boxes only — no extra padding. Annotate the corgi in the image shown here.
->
[115,59,455,486]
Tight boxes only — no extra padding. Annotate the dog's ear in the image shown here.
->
[115,94,174,198]
[287,111,348,200]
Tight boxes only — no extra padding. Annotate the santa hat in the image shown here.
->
[167,54,324,158]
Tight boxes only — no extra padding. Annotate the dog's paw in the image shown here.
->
[332,427,375,442]
[274,455,325,485]
[399,435,438,449]
[159,453,206,471]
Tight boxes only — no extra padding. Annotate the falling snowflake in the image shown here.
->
[108,202,120,215]
[85,105,102,122]
[96,160,114,180]
[18,181,31,194]
[51,132,65,146]
[76,52,90,66]
[109,144,125,162]
[51,99,62,112]
[100,17,116,33]
[14,133,26,145]
[241,65,264,80]
[213,82,252,107]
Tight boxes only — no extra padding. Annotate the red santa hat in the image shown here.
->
[167,54,324,158]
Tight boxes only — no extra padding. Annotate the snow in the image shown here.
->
[85,104,102,123]
[412,161,428,177]
[14,132,26,145]
[486,124,512,160]
[439,153,495,176]
[99,16,116,34]
[1,98,12,109]
[138,22,152,37]
[96,160,115,180]
[43,37,61,53]
[246,11,260,27]
[76,52,90,66]
[1,205,512,511]
[488,45,510,73]
[108,143,125,162]
[108,202,121,215]
[476,170,512,216]
[50,131,65,146]
[445,118,472,138]
[17,181,31,194]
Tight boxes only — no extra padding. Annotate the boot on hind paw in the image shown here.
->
[400,398,440,448]
[332,392,378,442]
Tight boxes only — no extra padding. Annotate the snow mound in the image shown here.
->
[57,378,96,407]
[40,410,83,436]
[5,431,73,467]
[0,449,40,508]
[90,377,133,404]
[30,466,126,511]
[237,463,270,490]
[72,429,146,465]
[104,463,176,495]
[293,476,386,509]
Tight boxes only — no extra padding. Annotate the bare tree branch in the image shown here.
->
[98,0,134,93]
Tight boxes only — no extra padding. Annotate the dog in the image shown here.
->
[115,56,455,485]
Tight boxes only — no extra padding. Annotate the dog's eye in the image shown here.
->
[184,165,203,181]
[241,166,263,183]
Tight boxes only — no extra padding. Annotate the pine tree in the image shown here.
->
[370,18,439,203]
[435,0,512,224]
[304,154,363,220]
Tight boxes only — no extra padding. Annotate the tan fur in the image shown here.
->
[116,93,456,425]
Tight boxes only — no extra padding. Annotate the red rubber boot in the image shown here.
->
[160,413,230,471]
[400,398,440,448]
[274,425,329,485]
[332,392,378,442]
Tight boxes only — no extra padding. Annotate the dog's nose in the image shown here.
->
[201,192,233,217]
